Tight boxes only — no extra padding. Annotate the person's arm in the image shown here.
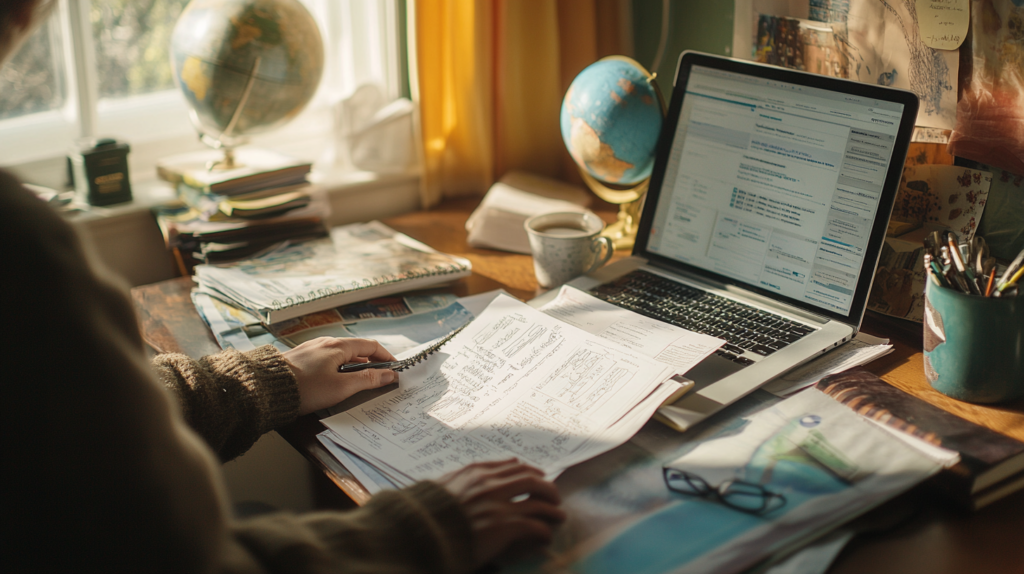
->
[154,336,400,461]
[153,347,300,461]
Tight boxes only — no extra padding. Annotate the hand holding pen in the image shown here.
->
[338,323,469,374]
[281,337,398,415]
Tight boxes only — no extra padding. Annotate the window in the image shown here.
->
[0,0,406,180]
[0,13,66,120]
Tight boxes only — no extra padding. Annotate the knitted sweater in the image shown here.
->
[0,170,475,574]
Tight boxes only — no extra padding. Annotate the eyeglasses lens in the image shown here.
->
[664,469,710,495]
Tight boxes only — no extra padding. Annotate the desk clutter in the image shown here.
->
[185,243,1022,573]
[153,148,327,274]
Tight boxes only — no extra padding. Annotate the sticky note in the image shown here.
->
[916,0,970,50]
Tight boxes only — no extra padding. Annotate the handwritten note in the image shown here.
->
[321,294,677,484]
[916,0,969,50]
[539,286,725,374]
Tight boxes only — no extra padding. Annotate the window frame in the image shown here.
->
[0,0,410,185]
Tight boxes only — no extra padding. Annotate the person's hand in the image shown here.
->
[281,337,397,415]
[438,458,566,569]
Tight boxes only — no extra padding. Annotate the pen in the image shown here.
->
[338,360,403,373]
[946,235,981,295]
[924,254,948,288]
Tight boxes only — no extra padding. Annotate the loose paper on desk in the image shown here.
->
[321,294,680,485]
[763,333,893,397]
[539,285,725,374]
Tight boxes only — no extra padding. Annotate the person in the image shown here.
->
[0,1,564,572]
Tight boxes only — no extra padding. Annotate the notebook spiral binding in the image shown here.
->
[394,322,470,371]
[269,262,469,310]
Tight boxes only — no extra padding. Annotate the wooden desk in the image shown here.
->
[132,198,1024,573]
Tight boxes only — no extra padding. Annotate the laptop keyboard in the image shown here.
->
[589,270,816,365]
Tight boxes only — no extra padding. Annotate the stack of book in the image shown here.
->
[192,221,474,325]
[816,369,1024,511]
[154,148,328,273]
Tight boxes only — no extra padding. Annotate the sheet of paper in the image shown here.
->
[846,0,959,129]
[456,289,513,316]
[322,294,677,482]
[893,165,993,241]
[763,333,893,397]
[741,1,960,129]
[549,379,684,476]
[915,0,969,50]
[316,431,398,494]
[538,286,725,374]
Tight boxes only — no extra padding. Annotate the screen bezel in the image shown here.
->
[633,51,920,328]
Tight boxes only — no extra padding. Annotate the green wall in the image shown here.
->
[632,1,734,92]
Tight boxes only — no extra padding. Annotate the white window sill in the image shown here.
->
[34,165,423,287]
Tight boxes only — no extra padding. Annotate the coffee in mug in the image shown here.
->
[525,211,614,288]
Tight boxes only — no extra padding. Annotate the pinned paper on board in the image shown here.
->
[751,0,960,129]
[915,0,970,50]
[870,165,993,323]
[892,165,993,241]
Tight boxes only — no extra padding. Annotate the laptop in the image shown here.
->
[532,51,919,431]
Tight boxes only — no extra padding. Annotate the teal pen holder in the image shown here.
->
[924,281,1024,403]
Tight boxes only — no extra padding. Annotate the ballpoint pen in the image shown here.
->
[946,233,981,295]
[924,253,948,288]
[337,323,469,373]
[985,267,998,297]
[338,359,405,373]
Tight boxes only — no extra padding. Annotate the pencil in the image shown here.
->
[985,267,997,297]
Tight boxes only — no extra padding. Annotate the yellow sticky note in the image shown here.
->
[916,0,970,50]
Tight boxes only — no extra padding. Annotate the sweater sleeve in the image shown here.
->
[230,482,477,574]
[153,346,300,461]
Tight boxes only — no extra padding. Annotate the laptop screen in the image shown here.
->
[641,55,916,323]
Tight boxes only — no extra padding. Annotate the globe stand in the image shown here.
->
[190,56,262,172]
[579,170,648,251]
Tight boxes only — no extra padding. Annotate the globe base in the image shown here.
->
[578,170,647,251]
[601,197,644,250]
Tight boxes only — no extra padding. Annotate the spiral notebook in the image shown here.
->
[194,221,472,324]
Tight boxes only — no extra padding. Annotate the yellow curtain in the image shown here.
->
[412,0,628,207]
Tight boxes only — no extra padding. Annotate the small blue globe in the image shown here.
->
[560,57,663,186]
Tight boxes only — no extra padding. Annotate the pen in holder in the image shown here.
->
[923,281,1023,403]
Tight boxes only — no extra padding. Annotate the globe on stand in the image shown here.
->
[560,56,665,250]
[170,0,324,170]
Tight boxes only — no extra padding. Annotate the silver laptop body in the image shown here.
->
[533,52,919,431]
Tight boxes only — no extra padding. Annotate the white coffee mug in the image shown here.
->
[525,211,614,288]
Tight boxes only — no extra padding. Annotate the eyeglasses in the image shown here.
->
[662,468,787,515]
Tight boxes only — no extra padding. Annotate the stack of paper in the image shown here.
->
[319,288,725,486]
